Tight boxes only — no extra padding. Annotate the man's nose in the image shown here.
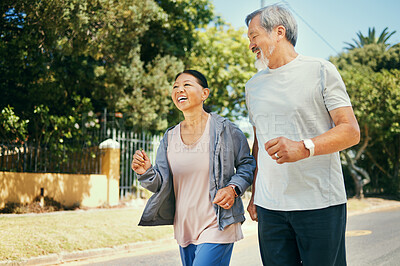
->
[249,42,256,51]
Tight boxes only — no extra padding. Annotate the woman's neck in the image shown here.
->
[182,110,209,129]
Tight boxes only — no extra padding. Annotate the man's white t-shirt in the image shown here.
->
[245,54,351,211]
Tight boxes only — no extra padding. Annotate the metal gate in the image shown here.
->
[105,128,161,198]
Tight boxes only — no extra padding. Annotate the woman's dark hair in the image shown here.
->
[175,70,209,89]
[174,70,211,113]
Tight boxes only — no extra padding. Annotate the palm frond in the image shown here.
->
[344,27,397,50]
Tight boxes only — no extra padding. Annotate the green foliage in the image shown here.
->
[1,0,167,137]
[331,40,400,195]
[344,27,397,50]
[1,0,254,140]
[0,106,29,144]
[139,0,215,66]
[332,43,400,72]
[117,55,184,132]
[188,25,255,121]
[31,96,99,147]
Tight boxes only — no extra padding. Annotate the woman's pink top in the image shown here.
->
[167,115,243,247]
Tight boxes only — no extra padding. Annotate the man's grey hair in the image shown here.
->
[245,4,298,47]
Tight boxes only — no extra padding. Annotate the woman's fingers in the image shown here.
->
[212,187,235,209]
[141,150,150,162]
[131,150,149,174]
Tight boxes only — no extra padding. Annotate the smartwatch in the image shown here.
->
[302,139,315,157]
[229,185,241,197]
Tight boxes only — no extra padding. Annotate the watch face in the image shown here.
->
[303,139,315,157]
[234,186,241,195]
[304,139,314,149]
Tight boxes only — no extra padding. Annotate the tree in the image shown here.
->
[1,0,257,140]
[117,55,184,132]
[187,25,256,124]
[0,0,182,138]
[344,27,397,50]
[331,43,400,197]
[334,43,400,72]
[139,0,216,67]
[1,0,221,136]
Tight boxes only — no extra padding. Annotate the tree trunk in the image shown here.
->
[343,150,371,199]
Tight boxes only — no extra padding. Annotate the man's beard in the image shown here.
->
[254,46,275,71]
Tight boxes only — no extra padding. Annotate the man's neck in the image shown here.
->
[269,45,298,69]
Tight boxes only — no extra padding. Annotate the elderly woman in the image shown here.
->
[131,70,255,266]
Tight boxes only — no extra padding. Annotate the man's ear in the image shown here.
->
[202,88,210,101]
[276,25,286,42]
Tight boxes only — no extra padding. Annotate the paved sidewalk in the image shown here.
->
[1,198,400,266]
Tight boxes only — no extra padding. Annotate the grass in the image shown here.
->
[0,196,397,262]
[347,197,372,212]
[0,207,173,261]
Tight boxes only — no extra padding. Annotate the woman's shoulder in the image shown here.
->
[210,113,243,134]
[164,124,178,135]
[159,124,179,144]
[210,112,228,124]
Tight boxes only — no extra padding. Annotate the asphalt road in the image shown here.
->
[346,207,400,266]
[68,207,400,266]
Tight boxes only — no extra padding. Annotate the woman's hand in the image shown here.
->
[131,150,151,175]
[212,186,235,210]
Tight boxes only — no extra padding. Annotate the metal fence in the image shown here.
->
[0,142,102,174]
[1,127,162,198]
[103,128,161,198]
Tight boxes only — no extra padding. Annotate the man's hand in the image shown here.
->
[247,197,258,221]
[264,137,308,164]
[131,150,151,175]
[213,186,235,209]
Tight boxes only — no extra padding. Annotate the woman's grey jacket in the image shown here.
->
[138,113,256,231]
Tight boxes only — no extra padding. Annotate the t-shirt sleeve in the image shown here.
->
[323,61,352,111]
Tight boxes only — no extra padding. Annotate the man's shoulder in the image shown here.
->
[248,69,264,80]
[298,54,330,66]
[298,54,337,70]
[246,69,268,88]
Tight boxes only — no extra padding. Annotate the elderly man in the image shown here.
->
[245,4,360,266]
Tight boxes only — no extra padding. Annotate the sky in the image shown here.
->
[211,0,400,60]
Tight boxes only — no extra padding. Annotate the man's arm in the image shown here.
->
[265,106,360,163]
[313,106,360,155]
[247,126,259,221]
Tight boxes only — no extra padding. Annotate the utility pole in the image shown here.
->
[261,0,265,7]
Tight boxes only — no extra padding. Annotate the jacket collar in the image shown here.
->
[210,112,226,134]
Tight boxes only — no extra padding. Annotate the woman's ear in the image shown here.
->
[202,88,210,101]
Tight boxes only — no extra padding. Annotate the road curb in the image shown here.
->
[0,238,179,266]
[348,201,400,216]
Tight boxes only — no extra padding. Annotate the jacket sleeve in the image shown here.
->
[137,132,170,193]
[227,123,256,196]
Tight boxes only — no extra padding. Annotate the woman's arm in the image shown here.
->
[132,132,170,193]
[212,122,256,210]
[228,125,256,194]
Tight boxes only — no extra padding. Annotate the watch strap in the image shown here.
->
[229,185,240,197]
[303,139,315,157]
